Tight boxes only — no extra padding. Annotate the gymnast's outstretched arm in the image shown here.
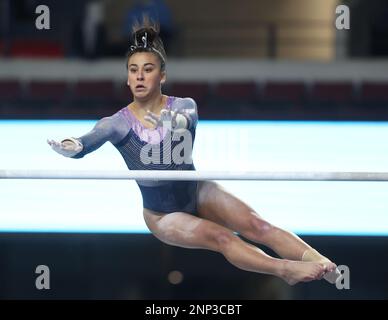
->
[47,113,129,158]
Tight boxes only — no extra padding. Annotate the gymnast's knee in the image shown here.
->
[246,215,274,241]
[213,230,235,252]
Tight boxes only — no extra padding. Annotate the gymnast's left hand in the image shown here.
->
[144,109,187,130]
[47,137,83,157]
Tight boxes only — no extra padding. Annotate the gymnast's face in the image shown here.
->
[127,52,166,100]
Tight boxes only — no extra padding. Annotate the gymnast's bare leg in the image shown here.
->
[196,181,338,282]
[143,208,327,285]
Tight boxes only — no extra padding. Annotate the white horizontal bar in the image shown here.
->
[1,170,388,181]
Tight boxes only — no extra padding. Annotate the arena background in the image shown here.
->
[0,0,387,299]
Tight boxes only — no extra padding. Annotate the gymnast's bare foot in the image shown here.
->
[321,261,340,284]
[280,260,327,286]
[301,249,340,284]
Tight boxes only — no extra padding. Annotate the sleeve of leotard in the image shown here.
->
[71,112,129,159]
[171,97,198,130]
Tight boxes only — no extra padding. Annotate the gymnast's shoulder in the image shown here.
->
[170,96,198,112]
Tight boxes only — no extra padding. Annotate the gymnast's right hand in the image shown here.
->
[47,137,83,158]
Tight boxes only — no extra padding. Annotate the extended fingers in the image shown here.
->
[146,110,160,121]
[47,139,61,148]
[144,109,176,128]
[160,109,175,125]
[144,115,158,126]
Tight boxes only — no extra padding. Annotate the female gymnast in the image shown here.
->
[48,21,339,286]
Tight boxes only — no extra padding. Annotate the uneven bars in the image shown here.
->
[1,170,388,181]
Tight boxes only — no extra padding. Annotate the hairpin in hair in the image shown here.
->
[142,32,148,48]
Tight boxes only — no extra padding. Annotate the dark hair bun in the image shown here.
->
[126,17,167,71]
